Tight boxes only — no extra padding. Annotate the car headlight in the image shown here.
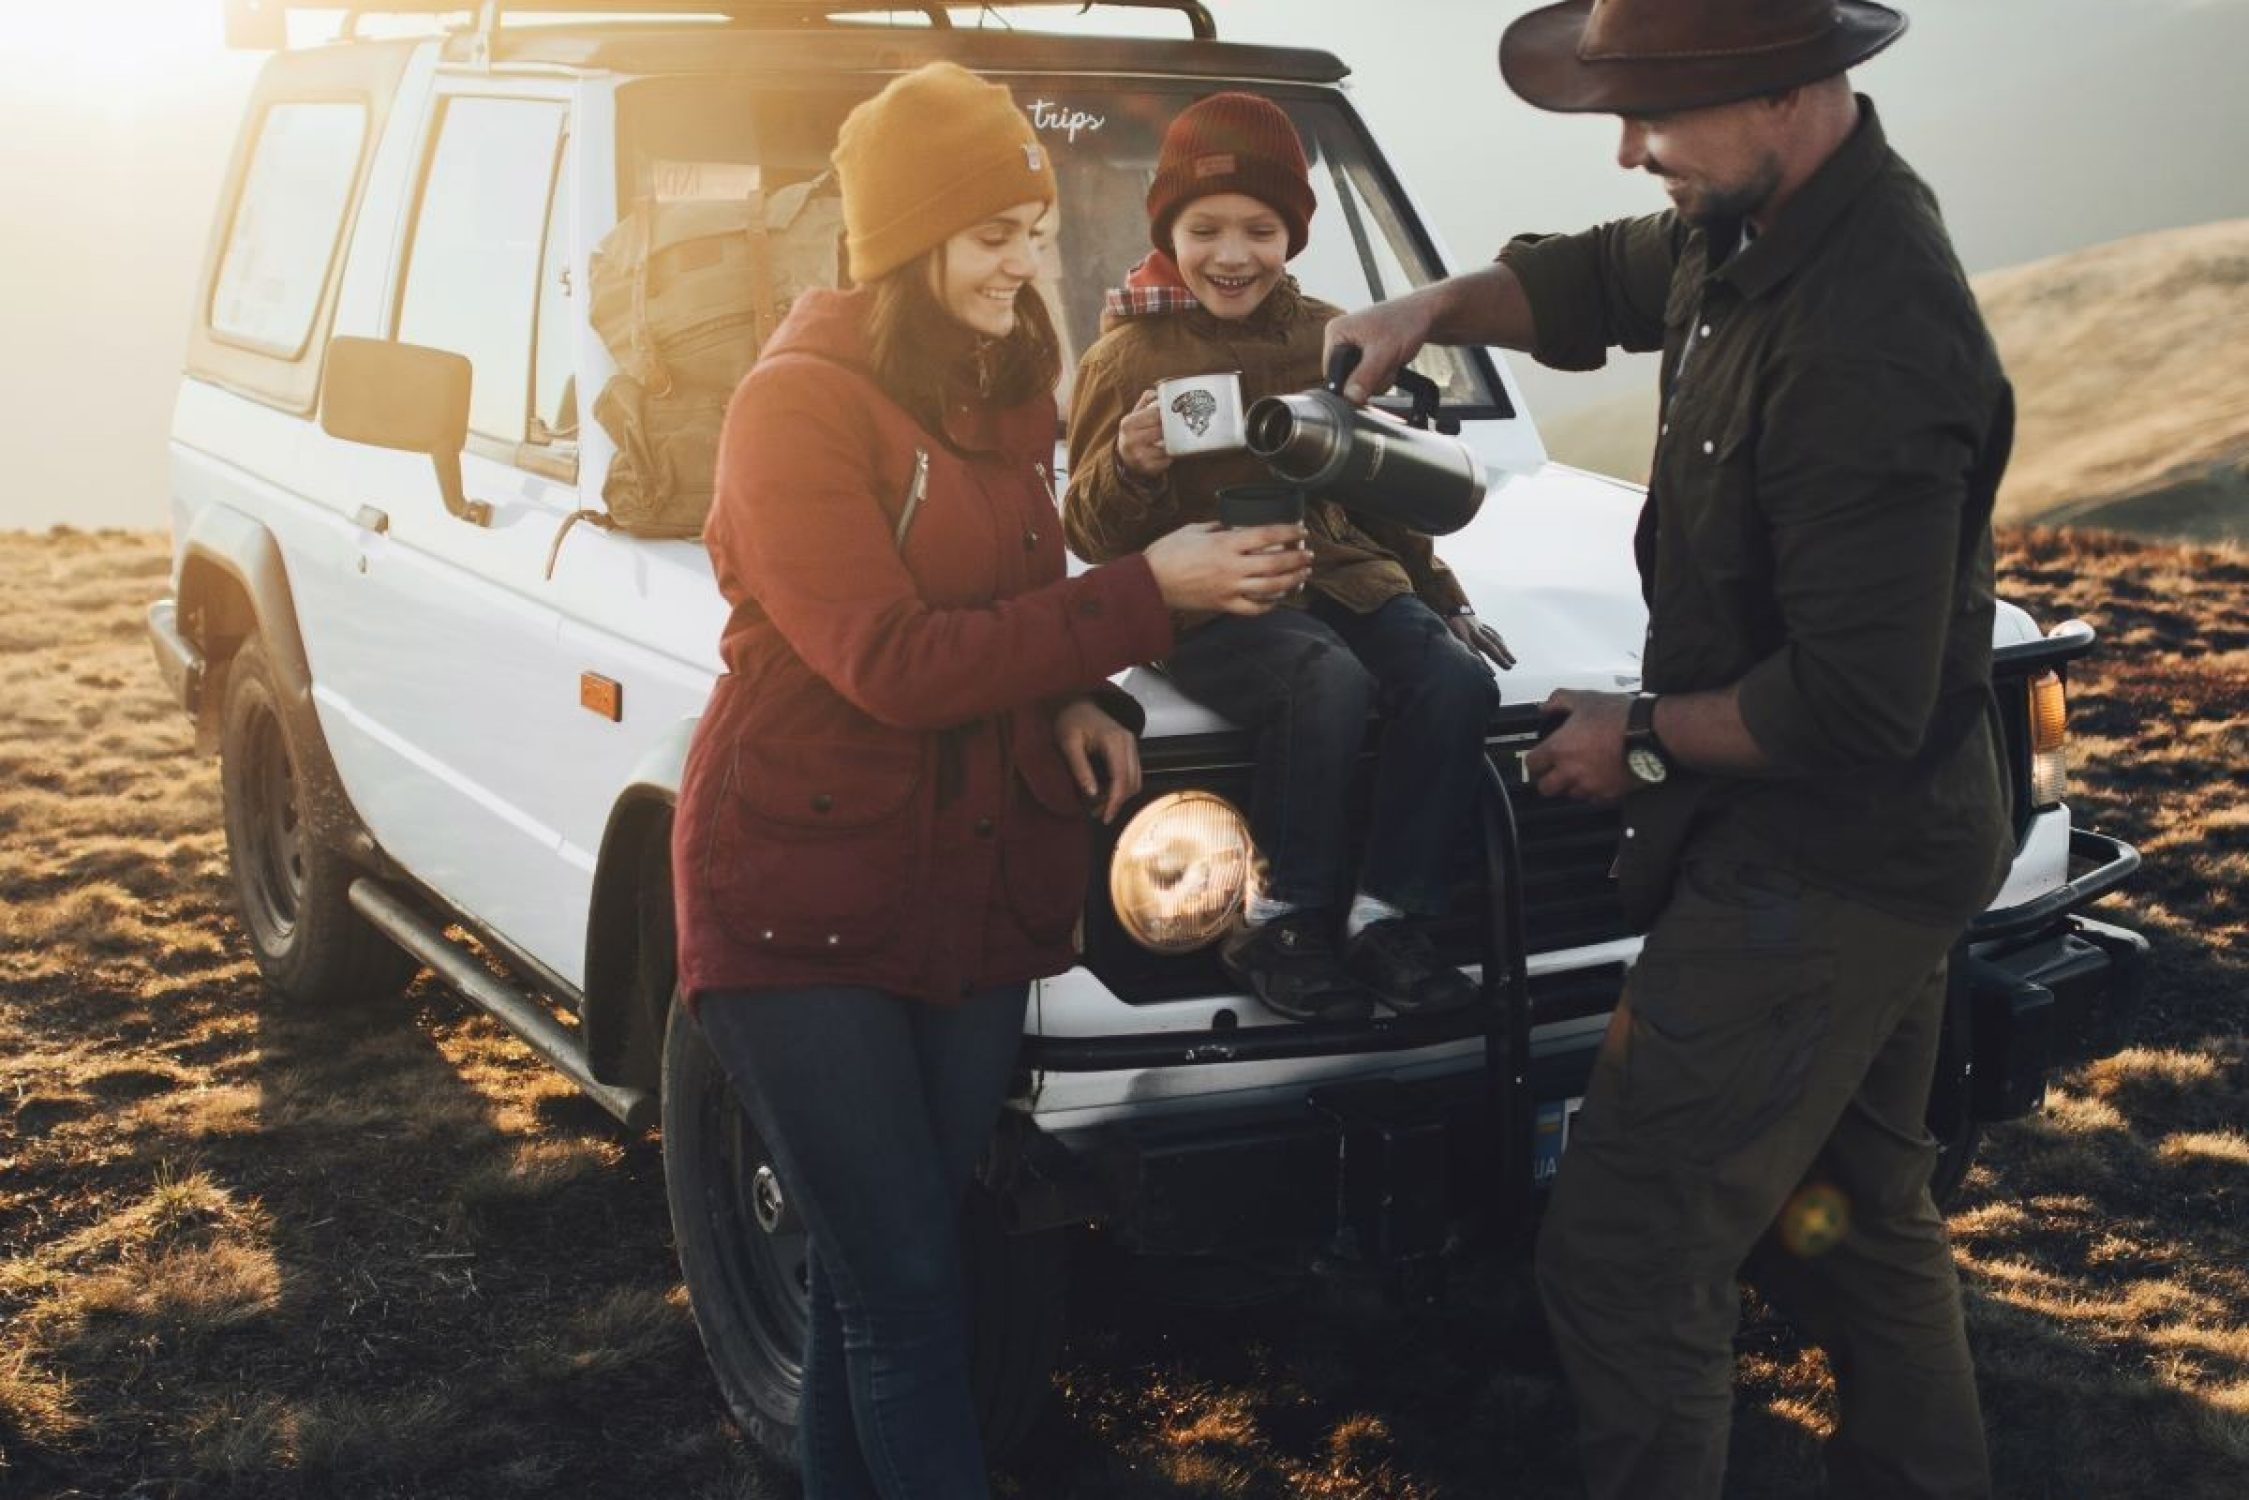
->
[1108,791,1257,954]
[2028,670,2068,809]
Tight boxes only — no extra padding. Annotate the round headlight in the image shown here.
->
[1108,791,1257,954]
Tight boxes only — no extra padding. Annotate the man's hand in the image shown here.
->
[1521,688,1633,804]
[1116,388,1172,481]
[1448,610,1517,671]
[1054,697,1142,824]
[1323,298,1437,406]
[1323,265,1540,405]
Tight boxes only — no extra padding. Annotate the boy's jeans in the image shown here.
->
[1162,592,1498,915]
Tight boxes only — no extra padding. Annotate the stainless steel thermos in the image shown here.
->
[1244,347,1487,535]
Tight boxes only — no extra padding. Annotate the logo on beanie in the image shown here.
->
[1192,153,1237,179]
[1169,389,1219,437]
[1023,144,1044,171]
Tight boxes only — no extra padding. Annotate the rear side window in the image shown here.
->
[208,102,368,357]
[395,96,569,444]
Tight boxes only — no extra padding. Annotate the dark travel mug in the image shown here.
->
[1215,483,1306,529]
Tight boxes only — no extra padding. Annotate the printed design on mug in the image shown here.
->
[1170,389,1219,437]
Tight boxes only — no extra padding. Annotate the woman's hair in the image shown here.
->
[864,243,1061,439]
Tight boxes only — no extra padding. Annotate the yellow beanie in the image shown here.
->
[833,61,1058,284]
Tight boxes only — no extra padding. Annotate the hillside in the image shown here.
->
[1982,219,2249,539]
[1538,219,2249,546]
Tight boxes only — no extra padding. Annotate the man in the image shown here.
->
[1327,3,2012,1496]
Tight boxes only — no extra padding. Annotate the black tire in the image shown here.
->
[1927,1117,1982,1209]
[661,991,1066,1469]
[1925,977,1984,1209]
[218,638,416,1006]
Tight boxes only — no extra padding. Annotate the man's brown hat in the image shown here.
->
[1499,0,1908,115]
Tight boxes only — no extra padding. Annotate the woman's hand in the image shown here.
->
[1143,521,1312,615]
[1054,698,1141,824]
[1116,388,1172,481]
[1447,609,1517,670]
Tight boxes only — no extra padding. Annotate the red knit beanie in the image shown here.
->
[1146,92,1316,260]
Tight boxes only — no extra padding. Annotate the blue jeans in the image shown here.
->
[696,983,1030,1500]
[1162,592,1498,914]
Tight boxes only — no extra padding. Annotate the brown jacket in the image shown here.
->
[673,288,1174,1007]
[1062,277,1469,635]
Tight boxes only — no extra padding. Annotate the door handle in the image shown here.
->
[355,505,391,535]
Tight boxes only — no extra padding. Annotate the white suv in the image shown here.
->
[151,0,2146,1466]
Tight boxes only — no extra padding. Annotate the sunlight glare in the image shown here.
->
[0,0,228,85]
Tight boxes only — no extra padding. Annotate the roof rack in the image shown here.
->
[223,1,1218,50]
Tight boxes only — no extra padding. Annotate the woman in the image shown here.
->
[1064,92,1513,1026]
[670,63,1309,1497]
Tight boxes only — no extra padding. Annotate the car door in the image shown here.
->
[311,83,590,974]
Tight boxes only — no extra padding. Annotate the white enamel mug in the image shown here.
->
[1155,371,1246,457]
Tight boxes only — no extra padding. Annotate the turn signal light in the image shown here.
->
[2028,671,2068,809]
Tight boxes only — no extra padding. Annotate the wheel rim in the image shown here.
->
[706,1079,811,1399]
[238,705,307,946]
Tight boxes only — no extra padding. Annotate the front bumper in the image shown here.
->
[1003,827,2146,1260]
[1951,828,2149,1120]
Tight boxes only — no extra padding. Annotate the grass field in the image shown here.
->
[0,526,2241,1499]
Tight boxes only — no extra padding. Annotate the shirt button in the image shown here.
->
[811,793,834,814]
[1077,597,1104,619]
[1660,422,1670,437]
[1702,439,1715,456]
[975,816,995,838]
[1624,827,1637,840]
[824,933,840,947]
[759,928,775,941]
[1023,529,1039,551]
[1699,323,1712,338]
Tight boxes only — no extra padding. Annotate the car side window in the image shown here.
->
[396,96,569,448]
[209,101,368,358]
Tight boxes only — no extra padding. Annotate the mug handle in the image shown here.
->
[1325,345,1456,435]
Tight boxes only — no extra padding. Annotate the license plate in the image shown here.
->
[1532,1096,1585,1186]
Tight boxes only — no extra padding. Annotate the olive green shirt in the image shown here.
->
[1500,99,2014,927]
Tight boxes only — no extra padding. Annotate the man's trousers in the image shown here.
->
[1536,837,1991,1499]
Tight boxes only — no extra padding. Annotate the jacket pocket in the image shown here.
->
[997,744,1092,946]
[706,735,926,956]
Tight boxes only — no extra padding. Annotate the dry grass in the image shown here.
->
[0,524,2242,1498]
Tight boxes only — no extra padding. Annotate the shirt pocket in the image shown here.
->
[997,743,1092,946]
[705,735,926,956]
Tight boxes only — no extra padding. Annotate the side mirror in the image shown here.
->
[321,336,490,526]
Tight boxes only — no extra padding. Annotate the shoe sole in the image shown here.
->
[1220,957,1375,1024]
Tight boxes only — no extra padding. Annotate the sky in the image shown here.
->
[1,0,2245,530]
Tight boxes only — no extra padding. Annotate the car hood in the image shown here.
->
[1110,459,1655,739]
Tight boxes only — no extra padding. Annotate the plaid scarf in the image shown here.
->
[1102,250,1201,320]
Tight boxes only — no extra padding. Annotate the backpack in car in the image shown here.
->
[560,172,845,564]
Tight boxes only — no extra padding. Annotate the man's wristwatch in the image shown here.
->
[1624,691,1672,787]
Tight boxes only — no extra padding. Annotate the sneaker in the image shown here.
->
[1344,918,1479,1015]
[1219,910,1376,1023]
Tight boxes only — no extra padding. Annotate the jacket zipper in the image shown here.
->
[893,448,931,549]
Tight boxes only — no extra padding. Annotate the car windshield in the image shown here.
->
[617,74,1502,417]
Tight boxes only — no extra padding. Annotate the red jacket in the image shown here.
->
[673,288,1174,1006]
